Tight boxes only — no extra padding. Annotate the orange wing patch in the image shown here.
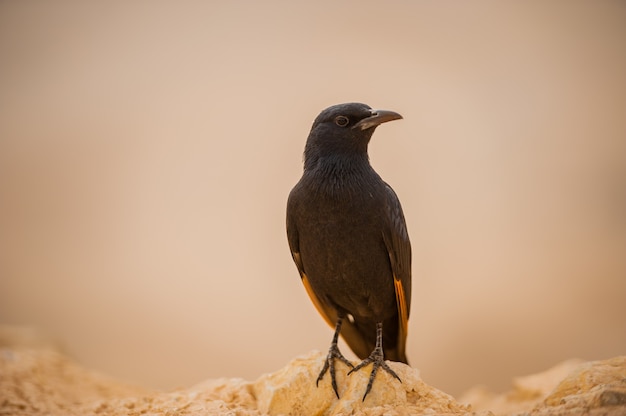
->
[393,275,409,357]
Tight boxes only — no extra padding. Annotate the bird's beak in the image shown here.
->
[352,109,403,131]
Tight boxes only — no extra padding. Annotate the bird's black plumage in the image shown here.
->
[286,102,412,400]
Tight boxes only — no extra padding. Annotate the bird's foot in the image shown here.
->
[317,344,354,399]
[348,345,401,401]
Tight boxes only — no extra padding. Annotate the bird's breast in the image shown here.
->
[290,177,396,319]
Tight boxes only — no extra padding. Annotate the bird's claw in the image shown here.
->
[348,347,401,401]
[317,344,354,398]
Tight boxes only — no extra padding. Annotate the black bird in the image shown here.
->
[286,103,411,400]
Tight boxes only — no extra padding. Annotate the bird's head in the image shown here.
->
[304,102,403,170]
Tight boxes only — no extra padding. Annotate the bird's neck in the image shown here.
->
[301,152,378,198]
[303,152,371,175]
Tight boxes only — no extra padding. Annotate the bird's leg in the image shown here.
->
[317,316,354,398]
[347,322,401,401]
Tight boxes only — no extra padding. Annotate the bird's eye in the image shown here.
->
[334,116,349,127]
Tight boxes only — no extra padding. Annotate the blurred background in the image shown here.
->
[1,1,625,397]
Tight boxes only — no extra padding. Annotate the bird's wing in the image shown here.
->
[286,196,371,358]
[286,196,336,329]
[382,184,412,363]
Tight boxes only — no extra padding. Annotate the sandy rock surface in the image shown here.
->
[460,356,626,416]
[459,359,585,415]
[253,351,471,416]
[1,326,624,415]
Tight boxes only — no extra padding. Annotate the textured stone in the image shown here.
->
[459,359,584,415]
[1,326,624,416]
[0,347,147,415]
[531,356,626,416]
[460,357,626,416]
[253,350,471,416]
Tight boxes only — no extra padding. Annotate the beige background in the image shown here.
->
[1,1,625,397]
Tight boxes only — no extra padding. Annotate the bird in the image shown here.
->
[286,102,411,401]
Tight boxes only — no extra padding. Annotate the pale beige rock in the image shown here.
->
[460,359,584,415]
[1,326,625,416]
[85,378,262,416]
[0,347,148,415]
[531,356,626,416]
[253,350,472,416]
[460,357,626,416]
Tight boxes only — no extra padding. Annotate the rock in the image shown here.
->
[252,350,472,416]
[0,346,148,415]
[0,326,624,415]
[459,359,584,415]
[460,357,626,416]
[532,356,626,416]
[87,378,262,416]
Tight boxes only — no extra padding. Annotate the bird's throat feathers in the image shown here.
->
[303,147,370,172]
[301,151,379,198]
